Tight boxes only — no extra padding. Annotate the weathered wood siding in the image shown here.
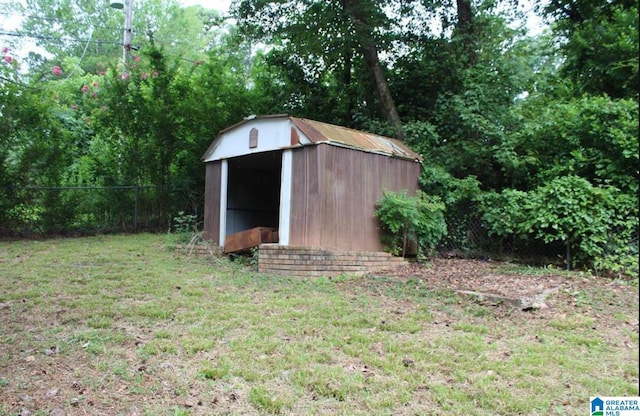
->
[203,161,221,242]
[289,144,420,252]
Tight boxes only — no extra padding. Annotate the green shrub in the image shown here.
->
[478,189,528,238]
[167,211,199,245]
[7,203,45,235]
[375,190,447,259]
[480,176,638,276]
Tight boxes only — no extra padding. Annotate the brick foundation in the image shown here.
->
[258,244,408,277]
[175,243,224,258]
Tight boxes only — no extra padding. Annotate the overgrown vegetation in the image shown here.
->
[479,176,638,274]
[1,0,637,276]
[375,190,447,259]
[167,210,201,244]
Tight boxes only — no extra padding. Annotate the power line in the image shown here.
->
[0,11,122,32]
[0,31,121,46]
[1,30,211,57]
[64,29,94,79]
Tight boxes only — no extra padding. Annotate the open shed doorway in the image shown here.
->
[225,150,282,237]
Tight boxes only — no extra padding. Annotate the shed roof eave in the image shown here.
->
[313,140,422,162]
[201,135,222,161]
[290,117,421,161]
[216,114,290,137]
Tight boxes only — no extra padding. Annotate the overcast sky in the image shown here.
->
[179,0,232,13]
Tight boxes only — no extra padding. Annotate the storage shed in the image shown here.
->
[202,115,422,275]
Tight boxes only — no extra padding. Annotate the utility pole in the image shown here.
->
[110,0,133,65]
[123,0,133,65]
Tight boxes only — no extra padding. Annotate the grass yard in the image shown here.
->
[0,233,637,415]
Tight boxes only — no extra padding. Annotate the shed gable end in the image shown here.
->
[202,117,312,162]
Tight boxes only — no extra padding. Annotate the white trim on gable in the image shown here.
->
[202,117,312,163]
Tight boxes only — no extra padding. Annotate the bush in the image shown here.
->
[480,176,638,276]
[7,203,45,235]
[375,190,447,259]
[167,211,200,246]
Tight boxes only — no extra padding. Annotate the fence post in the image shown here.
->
[134,186,139,231]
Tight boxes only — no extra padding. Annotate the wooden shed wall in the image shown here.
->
[203,161,221,241]
[289,144,421,252]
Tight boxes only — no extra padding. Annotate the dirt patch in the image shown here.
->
[372,258,639,315]
[383,259,575,297]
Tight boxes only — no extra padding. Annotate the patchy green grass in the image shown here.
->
[0,234,637,415]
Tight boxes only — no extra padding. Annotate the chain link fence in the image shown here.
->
[2,187,636,275]
[0,186,172,238]
[436,211,639,273]
[436,213,567,266]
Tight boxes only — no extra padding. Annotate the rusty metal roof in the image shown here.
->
[290,117,421,161]
[203,115,422,162]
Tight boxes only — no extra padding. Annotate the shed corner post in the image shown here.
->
[278,149,293,246]
[218,159,228,247]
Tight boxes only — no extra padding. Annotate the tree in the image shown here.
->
[454,0,477,66]
[231,0,404,137]
[398,9,533,190]
[16,0,124,72]
[1,1,257,234]
[542,0,639,98]
[340,0,404,139]
[13,0,218,75]
[497,95,639,194]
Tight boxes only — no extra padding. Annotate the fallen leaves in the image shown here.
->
[372,258,618,312]
[44,388,58,398]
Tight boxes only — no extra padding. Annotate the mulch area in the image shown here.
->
[394,258,568,297]
[373,258,639,313]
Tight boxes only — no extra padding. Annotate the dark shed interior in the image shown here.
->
[225,150,282,235]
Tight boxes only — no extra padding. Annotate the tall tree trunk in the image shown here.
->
[342,47,355,127]
[361,41,404,140]
[455,0,476,67]
[341,0,404,140]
